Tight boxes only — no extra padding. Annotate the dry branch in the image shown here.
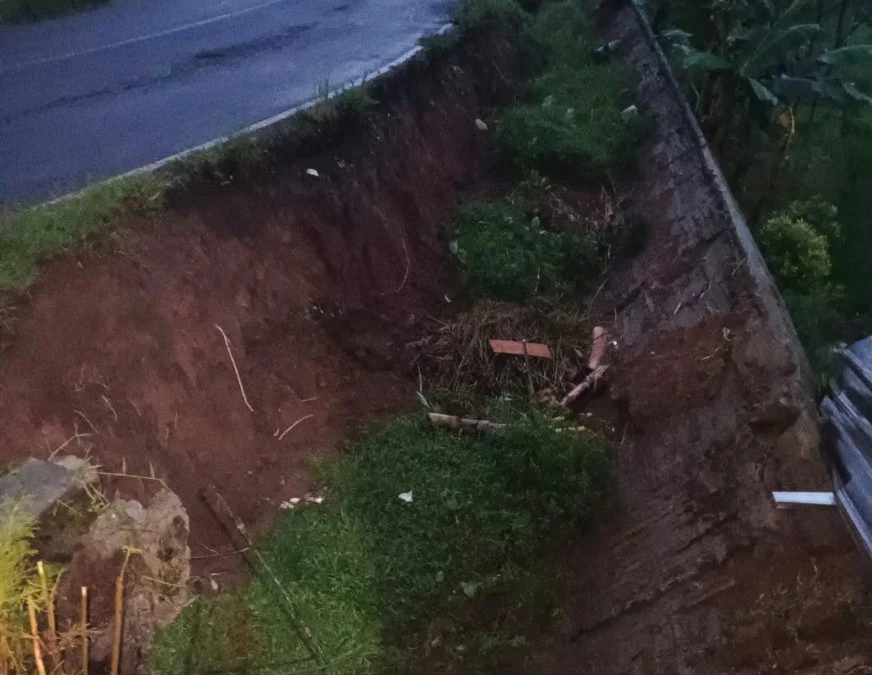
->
[560,365,609,407]
[202,486,323,664]
[277,414,314,441]
[215,324,254,412]
[81,587,89,675]
[428,413,506,433]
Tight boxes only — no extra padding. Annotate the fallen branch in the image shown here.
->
[428,413,506,433]
[215,324,254,412]
[202,486,323,664]
[560,365,609,407]
[277,414,314,441]
[395,237,411,294]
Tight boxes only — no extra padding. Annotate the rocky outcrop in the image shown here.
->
[57,489,191,675]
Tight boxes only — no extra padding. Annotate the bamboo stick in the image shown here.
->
[27,600,46,675]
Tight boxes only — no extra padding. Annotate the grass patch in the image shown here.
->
[454,0,526,30]
[153,411,611,674]
[0,175,164,292]
[496,2,644,178]
[0,0,108,22]
[449,197,600,303]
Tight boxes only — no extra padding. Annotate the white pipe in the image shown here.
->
[772,491,837,507]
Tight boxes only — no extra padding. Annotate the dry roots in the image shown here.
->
[418,300,591,401]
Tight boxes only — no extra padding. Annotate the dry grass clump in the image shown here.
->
[419,300,591,400]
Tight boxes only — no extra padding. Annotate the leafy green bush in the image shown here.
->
[756,211,834,296]
[528,0,594,66]
[449,200,599,302]
[154,412,611,675]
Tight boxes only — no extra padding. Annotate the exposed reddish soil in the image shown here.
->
[0,30,526,581]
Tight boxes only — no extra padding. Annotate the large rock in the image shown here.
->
[0,456,97,520]
[57,488,191,675]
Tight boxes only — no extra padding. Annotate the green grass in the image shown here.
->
[0,175,164,292]
[0,0,108,22]
[453,0,526,30]
[152,410,611,675]
[449,197,600,303]
[495,2,644,178]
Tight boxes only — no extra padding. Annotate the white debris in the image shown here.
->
[209,577,220,592]
[306,168,320,178]
[289,497,301,505]
[398,491,414,503]
[279,501,295,510]
[475,118,488,131]
[621,104,639,120]
[314,496,325,504]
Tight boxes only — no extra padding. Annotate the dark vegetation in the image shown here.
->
[0,0,108,22]
[654,0,872,379]
[149,1,644,673]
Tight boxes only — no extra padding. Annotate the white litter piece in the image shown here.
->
[398,491,414,503]
[772,491,837,507]
[279,501,295,510]
[475,118,488,131]
[314,496,325,504]
[621,104,638,120]
[306,168,320,178]
[289,497,301,505]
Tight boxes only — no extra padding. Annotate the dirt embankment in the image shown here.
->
[0,29,527,577]
[520,3,872,674]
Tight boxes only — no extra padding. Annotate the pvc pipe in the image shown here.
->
[772,491,837,506]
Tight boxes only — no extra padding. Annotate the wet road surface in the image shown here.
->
[0,0,455,204]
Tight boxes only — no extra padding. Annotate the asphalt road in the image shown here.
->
[0,0,456,205]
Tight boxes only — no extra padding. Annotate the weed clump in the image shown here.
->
[496,1,643,178]
[450,199,599,303]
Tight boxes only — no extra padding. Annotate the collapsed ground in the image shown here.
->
[1,0,871,674]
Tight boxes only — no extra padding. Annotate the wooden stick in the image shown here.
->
[588,326,610,370]
[27,600,46,675]
[560,365,609,407]
[394,237,411,293]
[277,414,314,441]
[81,587,89,675]
[110,552,132,675]
[427,413,506,433]
[202,486,323,664]
[215,324,254,412]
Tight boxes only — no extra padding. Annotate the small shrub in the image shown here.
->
[335,86,377,122]
[756,211,833,296]
[529,1,594,66]
[785,291,845,383]
[454,0,526,30]
[449,200,600,302]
